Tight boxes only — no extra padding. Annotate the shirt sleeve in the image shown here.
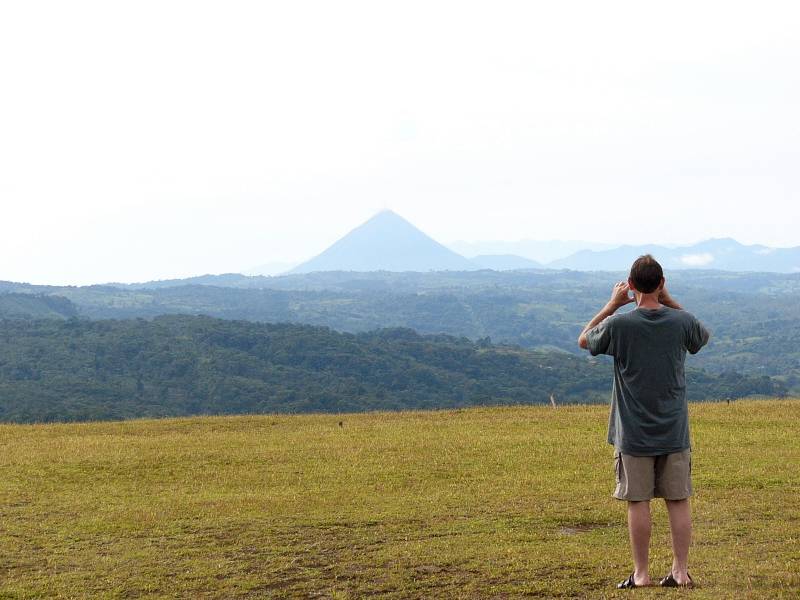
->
[585,315,615,356]
[686,316,710,354]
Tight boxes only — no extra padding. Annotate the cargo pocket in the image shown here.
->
[612,450,624,499]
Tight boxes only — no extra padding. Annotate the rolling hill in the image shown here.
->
[0,293,78,320]
[3,270,800,394]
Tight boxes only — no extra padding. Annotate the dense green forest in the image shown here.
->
[0,316,784,423]
[2,270,799,392]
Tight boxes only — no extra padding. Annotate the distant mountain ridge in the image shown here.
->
[470,255,541,270]
[448,239,616,264]
[87,212,800,282]
[549,238,800,273]
[287,211,800,275]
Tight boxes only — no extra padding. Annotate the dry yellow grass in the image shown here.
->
[0,399,798,598]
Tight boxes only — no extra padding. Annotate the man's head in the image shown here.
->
[628,254,664,294]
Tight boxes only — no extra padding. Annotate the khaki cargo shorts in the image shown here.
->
[613,449,693,501]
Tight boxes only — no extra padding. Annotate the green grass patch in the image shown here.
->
[1,400,798,598]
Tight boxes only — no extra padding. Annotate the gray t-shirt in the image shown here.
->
[585,306,710,456]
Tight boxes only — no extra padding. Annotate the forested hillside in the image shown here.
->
[0,316,784,423]
[3,270,798,392]
[0,293,78,320]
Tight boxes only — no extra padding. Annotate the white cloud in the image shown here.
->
[680,253,715,267]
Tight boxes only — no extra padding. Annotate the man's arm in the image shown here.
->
[577,281,634,350]
[658,286,683,310]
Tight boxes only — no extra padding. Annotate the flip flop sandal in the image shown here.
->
[617,573,638,589]
[660,572,694,588]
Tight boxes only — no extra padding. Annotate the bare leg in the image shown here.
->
[627,500,653,586]
[665,498,692,585]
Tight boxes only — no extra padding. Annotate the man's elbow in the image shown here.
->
[578,334,588,350]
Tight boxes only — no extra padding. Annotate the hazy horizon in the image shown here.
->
[2,2,798,285]
[11,212,800,285]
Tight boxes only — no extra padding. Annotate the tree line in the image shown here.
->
[0,315,785,423]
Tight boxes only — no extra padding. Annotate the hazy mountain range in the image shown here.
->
[281,211,800,275]
[448,239,617,264]
[547,239,800,273]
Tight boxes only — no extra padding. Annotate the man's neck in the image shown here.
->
[635,292,662,309]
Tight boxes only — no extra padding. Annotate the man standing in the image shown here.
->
[578,255,710,589]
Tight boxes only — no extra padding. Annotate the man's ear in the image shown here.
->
[627,277,638,293]
[658,277,666,291]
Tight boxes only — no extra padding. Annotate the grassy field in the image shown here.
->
[1,400,798,599]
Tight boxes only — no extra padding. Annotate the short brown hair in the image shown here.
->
[629,254,663,294]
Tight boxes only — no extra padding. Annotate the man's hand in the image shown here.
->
[609,281,635,309]
[578,282,633,349]
[658,286,683,310]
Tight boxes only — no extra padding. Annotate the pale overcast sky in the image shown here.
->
[1,1,799,284]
